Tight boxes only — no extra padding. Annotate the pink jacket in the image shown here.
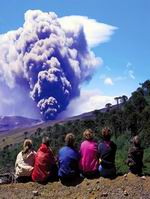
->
[79,140,99,173]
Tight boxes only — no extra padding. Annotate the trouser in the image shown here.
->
[99,165,116,178]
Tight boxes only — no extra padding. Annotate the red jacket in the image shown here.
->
[32,144,56,182]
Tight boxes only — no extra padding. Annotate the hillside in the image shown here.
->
[0,173,149,199]
[0,116,41,133]
[0,109,98,150]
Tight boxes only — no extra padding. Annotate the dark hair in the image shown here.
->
[42,136,50,147]
[102,127,111,141]
[132,135,141,146]
[65,133,75,147]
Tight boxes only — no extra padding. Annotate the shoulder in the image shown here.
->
[17,151,23,158]
[59,146,68,154]
[15,151,23,163]
[98,141,104,147]
[80,140,87,147]
[80,140,86,145]
[98,141,104,149]
[128,146,136,153]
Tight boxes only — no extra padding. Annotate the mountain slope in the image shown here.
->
[0,116,41,133]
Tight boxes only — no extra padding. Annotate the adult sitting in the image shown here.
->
[98,127,117,178]
[79,129,99,178]
[58,133,80,182]
[15,139,36,182]
[32,136,57,183]
[127,135,144,176]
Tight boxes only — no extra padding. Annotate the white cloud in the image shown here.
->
[104,77,114,85]
[100,75,114,85]
[128,70,135,79]
[58,89,115,118]
[100,62,136,85]
[126,62,132,68]
[59,15,117,47]
[114,76,126,81]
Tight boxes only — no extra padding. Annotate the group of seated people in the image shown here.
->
[15,127,144,183]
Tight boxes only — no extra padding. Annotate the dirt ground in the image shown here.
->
[0,173,150,199]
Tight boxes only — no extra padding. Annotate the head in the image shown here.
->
[102,127,111,141]
[22,139,33,154]
[65,133,75,147]
[132,135,141,146]
[83,129,93,140]
[42,136,50,147]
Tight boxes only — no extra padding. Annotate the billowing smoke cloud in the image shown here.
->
[0,10,115,120]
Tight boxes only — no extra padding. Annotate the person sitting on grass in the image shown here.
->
[79,129,99,178]
[32,136,57,183]
[58,133,80,182]
[15,139,36,183]
[127,135,144,176]
[98,127,117,179]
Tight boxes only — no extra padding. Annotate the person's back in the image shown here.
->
[98,128,117,178]
[32,137,56,183]
[15,139,36,182]
[127,135,144,175]
[79,129,99,177]
[58,134,80,180]
[98,140,116,168]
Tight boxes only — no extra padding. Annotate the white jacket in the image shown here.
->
[15,150,36,177]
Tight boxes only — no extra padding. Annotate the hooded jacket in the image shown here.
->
[32,144,56,182]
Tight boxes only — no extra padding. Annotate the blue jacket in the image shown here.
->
[98,140,117,178]
[58,146,80,178]
[98,141,117,169]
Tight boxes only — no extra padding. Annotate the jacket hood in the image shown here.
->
[39,143,50,153]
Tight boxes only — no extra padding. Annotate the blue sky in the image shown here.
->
[0,0,150,117]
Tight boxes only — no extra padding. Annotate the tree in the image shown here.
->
[105,103,112,112]
[24,131,28,139]
[36,127,42,136]
[120,95,128,104]
[83,119,95,129]
[93,109,100,123]
[114,96,121,107]
[140,80,150,95]
[131,91,147,112]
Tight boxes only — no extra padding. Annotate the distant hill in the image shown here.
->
[0,116,42,133]
[0,108,102,134]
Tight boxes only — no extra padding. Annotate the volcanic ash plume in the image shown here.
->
[0,10,100,120]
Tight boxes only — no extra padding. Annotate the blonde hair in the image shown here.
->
[22,139,33,154]
[83,129,93,140]
[65,133,75,146]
